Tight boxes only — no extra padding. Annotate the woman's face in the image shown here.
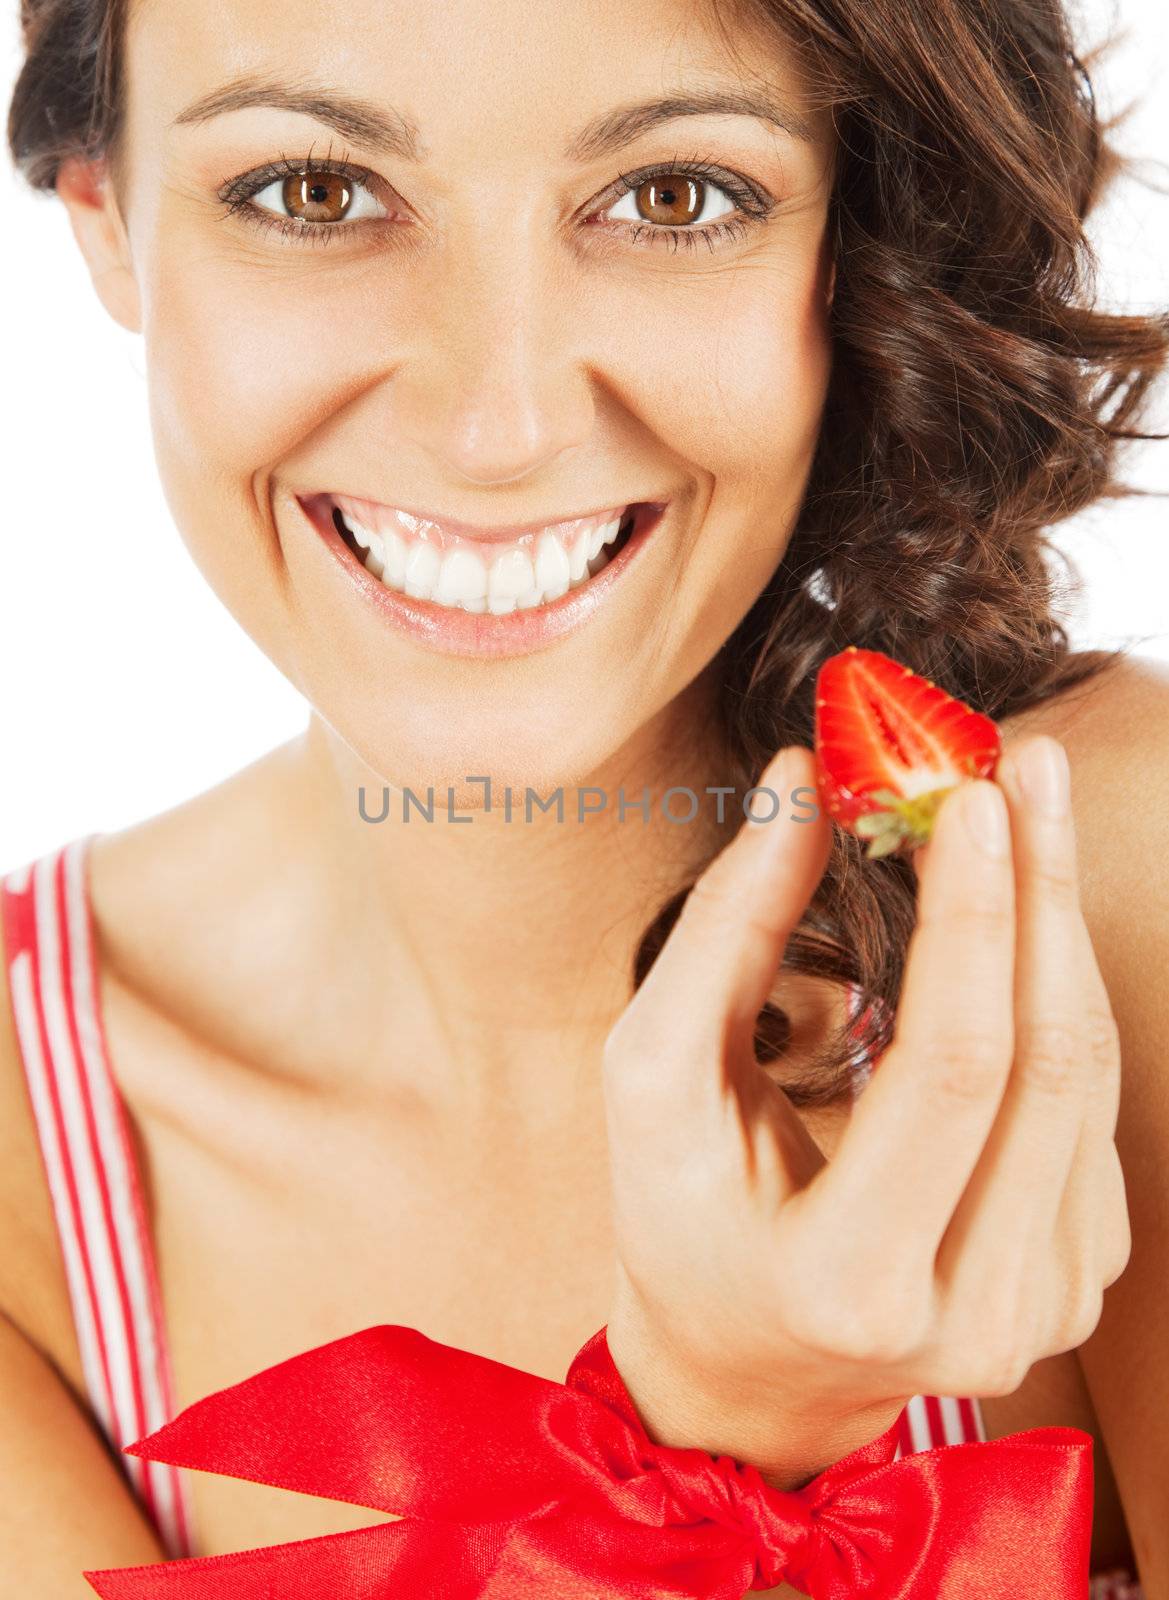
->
[79,0,835,792]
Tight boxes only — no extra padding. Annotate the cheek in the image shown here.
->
[673,257,832,495]
[623,250,833,651]
[144,243,374,504]
[139,230,402,660]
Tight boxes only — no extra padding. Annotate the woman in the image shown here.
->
[2,0,1166,1593]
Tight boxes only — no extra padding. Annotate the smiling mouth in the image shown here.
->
[325,493,647,614]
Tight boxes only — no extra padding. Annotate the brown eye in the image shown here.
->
[282,171,354,223]
[607,172,736,234]
[241,165,389,230]
[635,177,705,226]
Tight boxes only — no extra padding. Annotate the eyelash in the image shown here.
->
[216,149,774,254]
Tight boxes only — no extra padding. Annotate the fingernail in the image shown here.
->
[962,781,1010,857]
[1016,738,1070,818]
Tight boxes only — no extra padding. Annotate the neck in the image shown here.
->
[269,672,740,1112]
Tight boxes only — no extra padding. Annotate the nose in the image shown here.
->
[390,229,598,488]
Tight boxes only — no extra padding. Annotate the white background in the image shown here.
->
[1,0,1166,869]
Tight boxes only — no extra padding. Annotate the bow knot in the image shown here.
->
[83,1323,1095,1600]
[650,1445,822,1589]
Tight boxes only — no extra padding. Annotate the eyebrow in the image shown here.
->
[171,75,817,161]
[568,89,816,160]
[172,76,424,158]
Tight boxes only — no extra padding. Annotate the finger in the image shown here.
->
[968,740,1127,1342]
[927,742,1100,1305]
[998,742,1128,1324]
[936,737,1097,1286]
[618,745,832,1100]
[1056,1010,1129,1308]
[1038,1087,1129,1363]
[803,777,1016,1263]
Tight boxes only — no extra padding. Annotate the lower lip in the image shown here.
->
[295,495,669,660]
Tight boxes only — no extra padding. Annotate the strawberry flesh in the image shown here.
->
[813,646,1002,858]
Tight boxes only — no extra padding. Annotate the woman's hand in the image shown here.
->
[602,737,1132,1489]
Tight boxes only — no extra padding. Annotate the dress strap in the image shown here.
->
[1,837,196,1557]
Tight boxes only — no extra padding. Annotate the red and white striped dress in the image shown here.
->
[2,837,196,1557]
[0,837,1144,1592]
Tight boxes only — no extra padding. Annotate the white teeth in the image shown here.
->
[338,502,641,613]
[403,541,442,599]
[382,531,408,588]
[435,548,488,606]
[534,531,571,602]
[488,548,536,606]
[364,535,386,580]
[568,532,590,583]
[588,514,625,557]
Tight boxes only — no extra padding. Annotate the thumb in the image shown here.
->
[631,746,833,1094]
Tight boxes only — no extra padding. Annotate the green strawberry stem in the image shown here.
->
[853,785,955,859]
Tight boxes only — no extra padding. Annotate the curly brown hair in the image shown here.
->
[8,0,1169,1105]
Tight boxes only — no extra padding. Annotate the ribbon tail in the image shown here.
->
[82,1507,735,1600]
[455,1501,750,1600]
[124,1325,634,1521]
[796,1427,1095,1599]
[84,1517,513,1599]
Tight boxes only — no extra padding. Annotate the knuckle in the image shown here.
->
[1082,1006,1122,1077]
[1027,855,1081,912]
[1103,1234,1133,1288]
[974,1339,1031,1397]
[916,901,1012,941]
[1048,1278,1104,1353]
[1038,1266,1104,1357]
[786,1290,929,1367]
[681,861,740,926]
[681,872,781,949]
[1014,1018,1081,1094]
[831,1328,915,1366]
[1101,1174,1133,1285]
[1067,1287,1105,1348]
[855,1317,930,1368]
[922,1032,1010,1104]
[780,1286,865,1359]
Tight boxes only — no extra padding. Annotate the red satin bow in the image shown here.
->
[84,1324,1093,1598]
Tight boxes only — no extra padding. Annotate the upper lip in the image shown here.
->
[322,492,658,545]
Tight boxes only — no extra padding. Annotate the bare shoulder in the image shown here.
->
[1013,661,1169,1585]
[999,649,1169,772]
[999,651,1169,912]
[0,878,83,1386]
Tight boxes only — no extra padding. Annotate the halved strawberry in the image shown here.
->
[813,646,1002,858]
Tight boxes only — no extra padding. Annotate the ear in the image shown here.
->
[816,227,837,311]
[55,156,142,334]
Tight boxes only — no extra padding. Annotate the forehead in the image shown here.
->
[126,0,824,161]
